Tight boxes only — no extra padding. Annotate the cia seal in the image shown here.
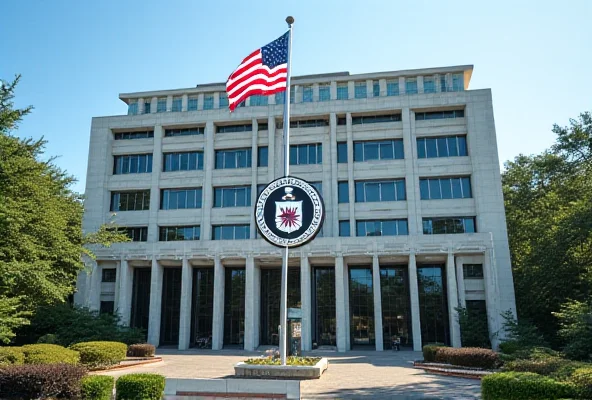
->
[255,176,325,248]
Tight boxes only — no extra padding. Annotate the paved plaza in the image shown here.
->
[98,349,481,399]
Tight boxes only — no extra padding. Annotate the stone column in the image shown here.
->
[402,108,421,234]
[202,122,215,241]
[166,95,173,112]
[198,93,204,110]
[366,80,373,98]
[181,94,188,112]
[330,81,337,100]
[447,251,462,348]
[138,97,145,114]
[212,256,225,350]
[213,92,220,109]
[150,97,157,113]
[417,76,424,94]
[148,125,163,242]
[178,257,193,350]
[347,81,354,100]
[330,113,339,236]
[335,255,347,352]
[250,121,258,239]
[300,255,312,351]
[244,255,260,351]
[456,258,467,308]
[312,83,319,102]
[408,252,422,351]
[434,74,441,93]
[117,257,132,326]
[372,254,384,351]
[89,261,101,312]
[147,257,163,347]
[483,248,499,348]
[398,77,406,95]
[267,117,276,181]
[346,113,355,232]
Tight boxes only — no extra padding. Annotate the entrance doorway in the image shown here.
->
[260,268,301,346]
[160,267,182,346]
[190,267,214,348]
[380,266,412,349]
[224,268,245,347]
[312,267,336,347]
[349,267,375,348]
[130,267,151,331]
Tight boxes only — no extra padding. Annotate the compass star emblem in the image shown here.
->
[278,206,301,229]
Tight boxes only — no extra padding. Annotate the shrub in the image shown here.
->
[22,343,80,365]
[503,357,567,376]
[127,343,155,357]
[81,375,115,400]
[0,347,24,366]
[116,373,165,400]
[457,306,491,348]
[498,340,522,355]
[553,300,592,361]
[435,347,501,369]
[551,361,590,381]
[37,333,59,344]
[0,363,87,399]
[499,310,547,348]
[481,372,576,400]
[422,344,446,362]
[70,341,127,369]
[570,367,592,399]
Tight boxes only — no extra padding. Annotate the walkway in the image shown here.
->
[98,349,481,399]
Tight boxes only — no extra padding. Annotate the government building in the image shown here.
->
[75,65,517,352]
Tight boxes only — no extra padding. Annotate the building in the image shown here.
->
[75,65,517,352]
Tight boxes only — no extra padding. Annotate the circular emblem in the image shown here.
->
[255,176,325,248]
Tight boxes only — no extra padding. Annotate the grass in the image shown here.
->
[244,356,322,366]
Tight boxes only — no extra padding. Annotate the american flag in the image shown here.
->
[226,32,289,112]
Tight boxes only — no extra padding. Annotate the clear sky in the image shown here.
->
[2,0,590,194]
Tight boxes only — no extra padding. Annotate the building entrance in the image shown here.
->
[130,267,151,331]
[224,268,245,347]
[160,267,182,346]
[260,268,301,346]
[349,267,375,347]
[312,267,336,347]
[190,267,214,348]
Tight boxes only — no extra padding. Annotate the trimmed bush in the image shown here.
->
[498,340,522,355]
[570,367,592,399]
[22,343,80,365]
[0,363,87,399]
[116,373,165,400]
[503,357,567,376]
[81,375,115,400]
[127,343,155,357]
[422,344,446,362]
[481,372,576,400]
[551,360,590,381]
[0,347,24,366]
[70,341,127,369]
[435,347,501,369]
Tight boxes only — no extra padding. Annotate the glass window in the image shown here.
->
[172,97,182,112]
[161,188,202,210]
[373,80,380,97]
[215,149,252,169]
[417,135,468,158]
[165,127,204,137]
[290,89,295,104]
[415,110,465,121]
[339,220,350,237]
[302,86,313,102]
[163,152,204,171]
[337,142,348,163]
[128,101,138,115]
[216,124,252,133]
[110,190,150,212]
[118,227,148,242]
[338,181,349,203]
[356,219,408,236]
[441,75,448,92]
[157,98,166,112]
[114,130,154,140]
[354,140,404,162]
[336,84,348,100]
[113,154,153,175]
[422,217,476,234]
[463,264,484,279]
[275,91,285,104]
[354,82,367,99]
[100,301,114,315]
[203,94,214,110]
[188,97,198,111]
[214,186,251,208]
[423,77,435,93]
[452,73,464,91]
[405,78,418,94]
[351,114,401,125]
[290,143,322,165]
[418,265,450,345]
[355,180,406,202]
[159,225,200,241]
[417,138,426,159]
[386,80,399,96]
[218,93,229,108]
[319,85,330,101]
[212,225,250,240]
[250,95,268,106]
[258,146,268,167]
[144,101,151,114]
[420,177,472,200]
[102,268,116,282]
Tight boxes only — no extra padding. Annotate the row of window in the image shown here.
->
[127,74,465,115]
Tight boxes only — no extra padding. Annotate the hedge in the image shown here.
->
[435,347,501,369]
[81,375,115,400]
[0,363,87,399]
[127,343,156,357]
[498,340,522,355]
[22,343,80,365]
[0,347,24,366]
[70,341,127,369]
[116,373,165,400]
[503,357,568,377]
[570,367,592,399]
[481,372,576,400]
[422,344,446,362]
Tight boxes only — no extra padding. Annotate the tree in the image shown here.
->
[0,75,128,343]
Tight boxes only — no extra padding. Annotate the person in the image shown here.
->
[391,335,401,351]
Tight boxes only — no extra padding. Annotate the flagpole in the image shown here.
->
[280,15,294,366]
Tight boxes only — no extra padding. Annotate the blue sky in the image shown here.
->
[2,0,590,194]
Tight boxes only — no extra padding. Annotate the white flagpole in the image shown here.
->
[279,15,294,366]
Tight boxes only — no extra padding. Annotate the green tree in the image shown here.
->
[553,300,592,361]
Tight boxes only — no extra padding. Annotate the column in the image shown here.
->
[347,81,354,100]
[178,257,193,350]
[89,261,101,311]
[250,121,258,239]
[267,117,276,181]
[150,97,157,113]
[483,248,499,348]
[244,255,260,351]
[445,73,453,92]
[202,121,215,241]
[148,126,163,242]
[335,255,347,352]
[447,251,461,348]
[408,252,422,351]
[212,256,225,350]
[213,92,220,109]
[166,95,173,112]
[417,76,424,94]
[346,113,355,232]
[402,108,421,234]
[398,77,406,95]
[366,80,373,98]
[329,113,339,236]
[330,81,337,100]
[312,83,319,102]
[114,260,121,312]
[434,74,441,93]
[456,258,466,308]
[147,257,163,347]
[181,94,188,112]
[138,97,145,114]
[300,255,312,351]
[198,93,204,110]
[117,258,132,326]
[372,254,384,351]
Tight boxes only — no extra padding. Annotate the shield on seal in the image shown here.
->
[275,201,303,233]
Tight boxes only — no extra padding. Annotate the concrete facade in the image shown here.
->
[75,65,516,352]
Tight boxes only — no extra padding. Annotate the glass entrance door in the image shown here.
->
[312,268,336,347]
[349,267,375,347]
[260,268,301,346]
[130,267,151,331]
[160,267,182,346]
[190,268,214,347]
[380,266,412,349]
[224,268,245,347]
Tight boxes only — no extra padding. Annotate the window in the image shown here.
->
[113,154,153,174]
[275,91,285,104]
[415,110,465,121]
[441,75,448,92]
[424,77,435,93]
[452,73,464,91]
[128,101,138,115]
[100,301,114,315]
[216,124,252,133]
[463,264,484,279]
[338,181,349,203]
[250,95,268,106]
[188,97,198,111]
[354,140,404,162]
[356,219,409,236]
[144,100,151,114]
[337,142,348,163]
[215,149,252,169]
[172,97,182,112]
[110,190,150,212]
[290,89,295,104]
[302,86,313,103]
[212,224,250,240]
[406,78,418,94]
[351,114,401,125]
[319,85,330,101]
[203,94,214,110]
[290,143,322,165]
[258,122,268,131]
[159,226,200,241]
[373,80,380,97]
[310,181,323,195]
[258,147,268,167]
[219,93,229,108]
[386,80,399,96]
[419,177,472,200]
[422,217,476,234]
[278,119,329,129]
[214,186,251,208]
[161,188,202,210]
[102,268,116,282]
[156,98,166,112]
[163,152,204,172]
[336,84,348,100]
[354,82,367,99]
[257,184,266,195]
[355,180,406,202]
[337,117,346,126]
[417,135,468,158]
[339,221,351,237]
[164,127,204,137]
[114,130,153,140]
[125,227,148,242]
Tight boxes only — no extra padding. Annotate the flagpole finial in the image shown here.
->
[286,16,294,26]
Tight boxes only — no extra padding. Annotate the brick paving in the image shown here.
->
[98,349,481,399]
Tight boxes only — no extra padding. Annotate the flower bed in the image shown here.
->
[244,356,321,366]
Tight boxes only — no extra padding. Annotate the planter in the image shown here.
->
[234,358,328,379]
